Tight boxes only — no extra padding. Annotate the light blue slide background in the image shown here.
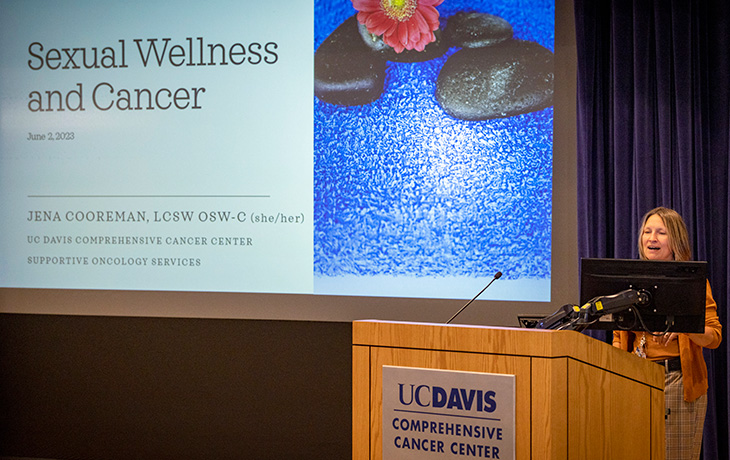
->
[0,0,314,293]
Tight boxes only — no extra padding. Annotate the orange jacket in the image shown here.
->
[613,280,722,402]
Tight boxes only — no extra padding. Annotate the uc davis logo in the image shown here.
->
[398,384,498,413]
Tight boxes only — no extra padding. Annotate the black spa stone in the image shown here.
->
[443,12,513,48]
[435,39,554,120]
[315,16,387,106]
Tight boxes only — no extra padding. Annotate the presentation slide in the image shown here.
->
[0,0,555,303]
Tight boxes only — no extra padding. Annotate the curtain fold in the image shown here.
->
[574,1,730,458]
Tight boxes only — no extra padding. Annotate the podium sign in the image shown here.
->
[382,365,515,459]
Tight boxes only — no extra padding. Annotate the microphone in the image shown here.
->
[446,271,502,324]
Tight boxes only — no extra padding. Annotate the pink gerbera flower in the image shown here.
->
[352,0,444,53]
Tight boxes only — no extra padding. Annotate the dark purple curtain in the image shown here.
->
[574,0,730,458]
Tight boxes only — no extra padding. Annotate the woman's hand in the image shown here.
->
[654,332,678,347]
[654,328,718,348]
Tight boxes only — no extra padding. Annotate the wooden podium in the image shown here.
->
[353,320,665,460]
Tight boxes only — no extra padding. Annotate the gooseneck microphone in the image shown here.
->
[446,271,502,324]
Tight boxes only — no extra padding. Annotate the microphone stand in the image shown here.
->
[446,272,502,324]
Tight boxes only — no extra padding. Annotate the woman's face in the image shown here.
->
[641,214,674,260]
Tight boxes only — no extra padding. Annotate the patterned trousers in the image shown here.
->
[665,369,707,460]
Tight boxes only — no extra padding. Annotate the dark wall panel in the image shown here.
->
[0,314,352,460]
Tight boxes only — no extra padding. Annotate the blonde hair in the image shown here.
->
[637,207,692,261]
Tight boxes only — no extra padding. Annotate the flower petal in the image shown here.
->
[411,9,429,32]
[417,0,444,6]
[351,0,380,12]
[382,29,404,52]
[397,21,410,47]
[383,19,399,36]
[406,18,423,44]
[370,16,397,36]
[365,11,392,30]
[391,41,405,53]
[417,5,440,30]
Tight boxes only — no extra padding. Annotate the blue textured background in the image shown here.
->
[314,1,554,287]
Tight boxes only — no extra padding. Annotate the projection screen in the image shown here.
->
[0,0,576,324]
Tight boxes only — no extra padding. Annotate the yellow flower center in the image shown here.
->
[380,0,417,22]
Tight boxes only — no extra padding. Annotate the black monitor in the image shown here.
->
[579,258,707,333]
